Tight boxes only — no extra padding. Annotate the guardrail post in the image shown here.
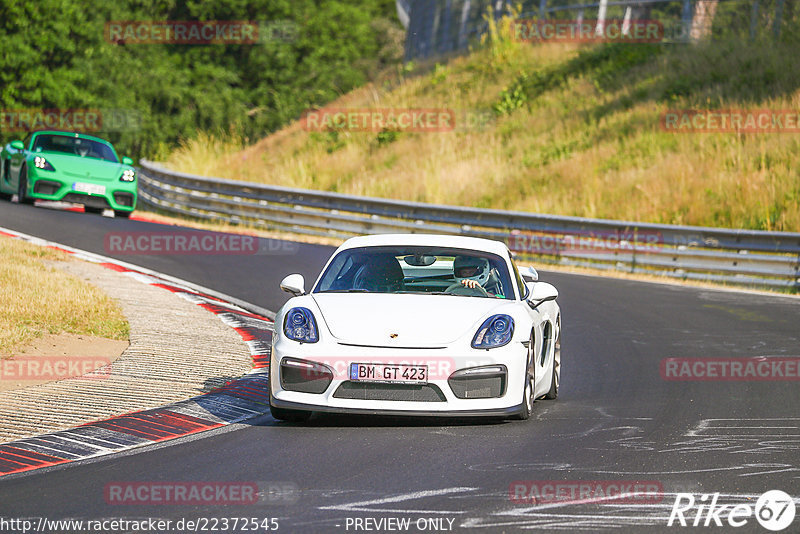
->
[596,0,608,35]
[457,0,472,49]
[773,0,785,38]
[622,6,632,35]
[441,0,453,53]
[680,0,693,42]
[749,0,760,40]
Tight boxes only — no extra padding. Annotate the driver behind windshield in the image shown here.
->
[452,256,502,297]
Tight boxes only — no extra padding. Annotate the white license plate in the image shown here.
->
[350,363,428,384]
[72,182,106,195]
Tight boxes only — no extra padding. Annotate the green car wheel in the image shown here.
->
[17,164,33,205]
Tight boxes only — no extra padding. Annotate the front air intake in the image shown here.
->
[333,382,446,402]
[448,365,507,399]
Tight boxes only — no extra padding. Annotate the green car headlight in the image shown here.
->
[34,156,55,171]
[120,169,136,182]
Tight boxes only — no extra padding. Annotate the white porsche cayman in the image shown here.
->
[269,234,560,422]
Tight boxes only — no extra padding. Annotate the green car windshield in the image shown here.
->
[31,134,118,163]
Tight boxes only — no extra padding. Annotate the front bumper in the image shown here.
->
[28,170,137,212]
[270,339,527,416]
[269,395,523,418]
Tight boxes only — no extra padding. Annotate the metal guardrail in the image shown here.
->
[138,160,800,290]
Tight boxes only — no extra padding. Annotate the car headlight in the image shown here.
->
[34,156,54,171]
[472,314,514,349]
[283,307,319,343]
[120,169,136,182]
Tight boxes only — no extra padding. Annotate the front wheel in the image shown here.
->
[114,210,132,219]
[268,377,311,422]
[84,206,104,214]
[17,164,33,205]
[544,316,561,400]
[269,404,312,423]
[0,160,11,201]
[513,333,536,420]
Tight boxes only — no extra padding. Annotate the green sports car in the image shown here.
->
[0,130,137,217]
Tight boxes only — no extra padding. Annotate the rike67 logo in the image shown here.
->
[668,490,796,531]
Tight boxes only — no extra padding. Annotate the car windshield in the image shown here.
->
[31,134,118,162]
[314,245,516,299]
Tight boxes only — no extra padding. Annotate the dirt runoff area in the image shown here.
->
[0,333,128,392]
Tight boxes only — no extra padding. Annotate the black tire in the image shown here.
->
[114,210,132,219]
[544,316,561,400]
[269,404,312,423]
[17,164,33,205]
[84,206,104,214]
[513,332,536,420]
[268,376,312,422]
[0,159,10,200]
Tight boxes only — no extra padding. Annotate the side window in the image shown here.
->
[510,256,528,300]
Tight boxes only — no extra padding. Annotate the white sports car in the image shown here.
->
[269,234,560,421]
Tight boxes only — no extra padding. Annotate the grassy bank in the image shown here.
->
[166,21,800,232]
[0,237,129,355]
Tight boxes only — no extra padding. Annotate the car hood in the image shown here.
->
[311,293,513,347]
[34,152,124,181]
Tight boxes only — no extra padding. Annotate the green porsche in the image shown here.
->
[0,130,137,217]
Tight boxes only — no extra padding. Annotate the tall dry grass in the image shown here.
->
[0,238,129,355]
[165,20,800,232]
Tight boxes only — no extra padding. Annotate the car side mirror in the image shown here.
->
[122,156,134,165]
[527,282,558,309]
[280,274,306,296]
[10,140,24,150]
[521,265,538,282]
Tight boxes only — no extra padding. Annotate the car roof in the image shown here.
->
[337,234,511,257]
[31,130,113,145]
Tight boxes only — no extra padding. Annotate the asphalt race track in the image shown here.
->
[0,202,798,533]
